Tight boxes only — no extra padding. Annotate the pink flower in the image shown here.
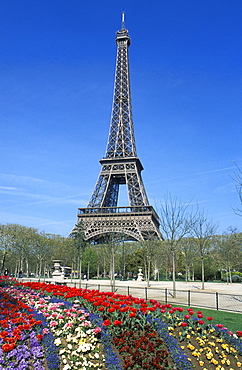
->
[57,315,64,320]
[92,327,101,334]
[50,321,58,327]
[83,321,91,327]
[42,328,49,334]
[64,322,73,329]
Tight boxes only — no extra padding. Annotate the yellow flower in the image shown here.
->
[211,358,218,365]
[199,361,204,366]
[226,359,230,365]
[192,351,200,357]
[187,334,191,339]
[187,343,195,350]
[206,352,213,360]
[208,341,215,347]
[237,362,242,367]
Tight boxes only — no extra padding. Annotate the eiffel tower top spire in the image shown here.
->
[121,11,125,30]
[105,12,136,159]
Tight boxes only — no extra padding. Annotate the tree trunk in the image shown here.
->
[229,265,232,284]
[187,265,191,282]
[172,251,176,297]
[79,253,82,288]
[110,244,115,290]
[1,250,7,274]
[201,257,205,289]
[147,259,151,287]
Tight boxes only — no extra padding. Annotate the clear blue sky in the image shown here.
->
[1,0,242,236]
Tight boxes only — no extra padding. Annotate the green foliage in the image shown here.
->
[193,257,218,281]
[82,247,98,278]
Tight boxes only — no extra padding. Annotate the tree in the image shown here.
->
[179,237,198,282]
[159,194,196,296]
[191,211,218,289]
[233,163,242,216]
[216,227,242,283]
[69,221,87,287]
[0,224,14,274]
[139,240,162,286]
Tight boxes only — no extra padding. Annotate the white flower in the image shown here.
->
[63,365,71,370]
[54,338,62,346]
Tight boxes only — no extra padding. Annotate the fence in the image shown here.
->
[19,278,242,314]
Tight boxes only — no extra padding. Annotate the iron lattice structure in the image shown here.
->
[76,15,163,242]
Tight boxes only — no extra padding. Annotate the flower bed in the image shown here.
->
[1,277,242,370]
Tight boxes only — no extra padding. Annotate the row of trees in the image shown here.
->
[0,219,242,290]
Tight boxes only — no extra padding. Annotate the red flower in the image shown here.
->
[0,331,9,338]
[36,334,43,341]
[102,319,111,326]
[2,343,15,352]
[108,307,115,313]
[216,324,224,328]
[148,307,156,312]
[207,316,213,321]
[181,322,187,327]
[198,320,204,325]
[184,314,190,319]
[120,307,128,312]
[113,320,122,326]
[197,313,203,318]
[129,312,136,318]
[236,330,242,337]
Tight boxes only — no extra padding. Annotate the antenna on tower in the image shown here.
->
[121,12,125,30]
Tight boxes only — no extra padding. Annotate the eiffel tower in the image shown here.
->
[76,14,162,242]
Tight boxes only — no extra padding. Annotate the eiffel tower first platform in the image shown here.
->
[75,14,163,243]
